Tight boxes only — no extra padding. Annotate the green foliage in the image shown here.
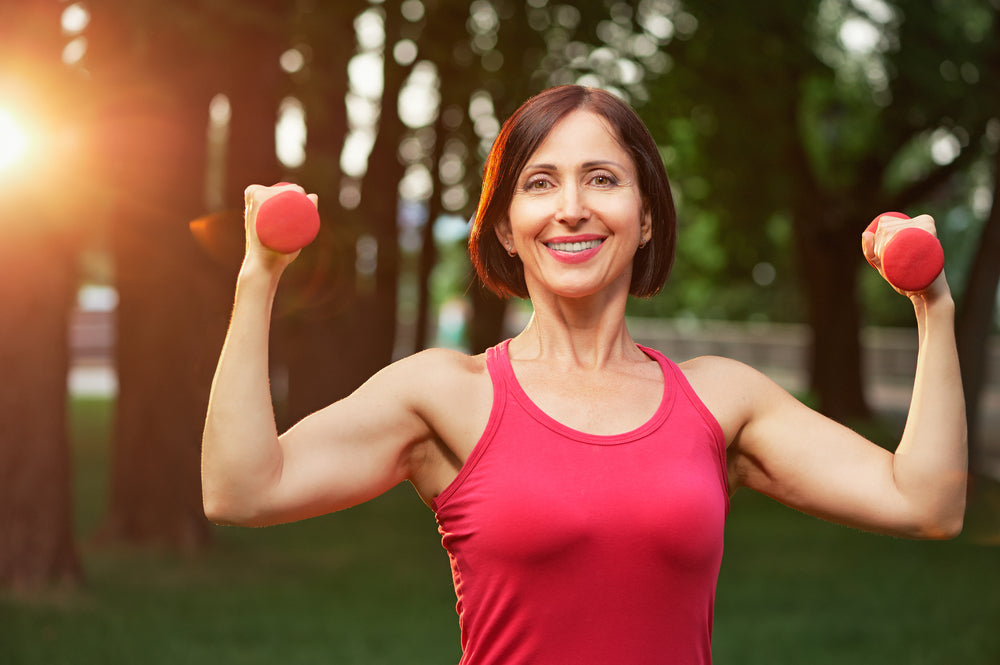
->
[632,0,997,332]
[798,74,885,192]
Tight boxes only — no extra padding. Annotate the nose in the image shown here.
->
[555,183,590,226]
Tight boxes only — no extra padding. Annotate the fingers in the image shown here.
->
[243,183,314,223]
[874,213,937,242]
[244,182,308,210]
[241,183,318,261]
[863,213,945,296]
[861,230,879,271]
[866,214,937,261]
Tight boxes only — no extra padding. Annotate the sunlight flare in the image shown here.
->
[0,107,31,171]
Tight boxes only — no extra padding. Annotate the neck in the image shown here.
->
[509,284,640,369]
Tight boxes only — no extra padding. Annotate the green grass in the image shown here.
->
[714,491,1000,664]
[2,397,999,664]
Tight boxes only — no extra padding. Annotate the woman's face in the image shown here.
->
[497,110,651,302]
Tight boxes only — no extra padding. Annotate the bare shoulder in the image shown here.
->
[358,346,481,388]
[341,346,492,451]
[409,347,491,422]
[678,354,770,395]
[677,355,788,444]
[384,349,493,444]
[381,347,489,400]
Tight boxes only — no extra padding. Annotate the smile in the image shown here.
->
[543,236,606,264]
[545,239,604,253]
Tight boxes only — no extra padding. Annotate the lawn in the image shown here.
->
[1,397,998,664]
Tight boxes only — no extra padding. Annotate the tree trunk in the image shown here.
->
[793,222,870,419]
[414,114,447,351]
[102,98,231,550]
[956,145,1000,472]
[276,1,372,425]
[468,283,509,354]
[90,10,233,550]
[782,77,871,420]
[0,228,83,590]
[357,0,410,365]
[0,0,83,592]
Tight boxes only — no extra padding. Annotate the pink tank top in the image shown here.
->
[433,340,730,664]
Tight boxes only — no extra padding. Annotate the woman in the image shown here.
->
[202,85,966,664]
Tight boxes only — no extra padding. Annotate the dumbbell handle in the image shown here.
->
[865,212,944,292]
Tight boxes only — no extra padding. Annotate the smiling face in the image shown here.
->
[495,110,651,302]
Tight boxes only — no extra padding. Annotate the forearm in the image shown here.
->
[892,289,968,537]
[201,259,287,524]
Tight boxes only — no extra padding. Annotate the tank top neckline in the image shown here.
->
[495,338,676,446]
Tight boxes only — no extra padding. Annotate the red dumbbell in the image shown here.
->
[255,183,320,253]
[865,212,944,292]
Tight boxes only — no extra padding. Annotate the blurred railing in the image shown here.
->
[69,308,1000,396]
[627,316,1000,391]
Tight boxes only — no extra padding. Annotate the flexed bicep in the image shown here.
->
[229,357,437,527]
[689,357,953,539]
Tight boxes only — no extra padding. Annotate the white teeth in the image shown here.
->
[547,239,603,252]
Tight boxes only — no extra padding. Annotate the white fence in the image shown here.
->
[627,316,1000,391]
[69,309,1000,396]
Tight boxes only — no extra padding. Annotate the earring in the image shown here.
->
[506,243,516,258]
[638,237,648,249]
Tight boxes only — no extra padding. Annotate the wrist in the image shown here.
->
[237,254,286,293]
[911,286,955,322]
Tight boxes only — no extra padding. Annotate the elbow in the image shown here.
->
[915,519,963,541]
[202,492,238,526]
[201,474,232,525]
[910,502,966,540]
[903,473,968,540]
[919,512,964,540]
[202,489,264,527]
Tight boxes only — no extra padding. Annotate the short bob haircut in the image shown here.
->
[469,85,676,299]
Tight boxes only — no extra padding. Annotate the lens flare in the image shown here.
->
[0,108,31,171]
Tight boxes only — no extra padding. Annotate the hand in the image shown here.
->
[861,213,948,298]
[242,183,319,267]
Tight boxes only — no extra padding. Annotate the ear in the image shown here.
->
[494,218,513,251]
[639,207,653,246]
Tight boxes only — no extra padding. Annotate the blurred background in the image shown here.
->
[1,0,999,663]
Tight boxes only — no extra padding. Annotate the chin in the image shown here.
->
[540,279,622,301]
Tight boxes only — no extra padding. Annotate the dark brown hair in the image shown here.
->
[469,85,676,299]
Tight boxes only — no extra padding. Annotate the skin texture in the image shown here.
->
[202,113,966,540]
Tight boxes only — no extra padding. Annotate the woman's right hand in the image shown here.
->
[242,183,319,270]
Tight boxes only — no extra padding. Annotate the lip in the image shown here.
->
[543,234,607,264]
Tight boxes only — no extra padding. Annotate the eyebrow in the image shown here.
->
[522,160,628,172]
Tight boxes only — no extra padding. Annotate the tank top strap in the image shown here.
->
[431,341,510,511]
[485,339,513,394]
[643,346,731,509]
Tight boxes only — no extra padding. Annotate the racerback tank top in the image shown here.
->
[433,340,729,665]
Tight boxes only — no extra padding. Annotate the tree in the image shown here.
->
[271,0,411,425]
[639,0,996,419]
[0,218,82,589]
[0,0,84,589]
[958,143,1000,470]
[954,6,1000,467]
[87,0,246,550]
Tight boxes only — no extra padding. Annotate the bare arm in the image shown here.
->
[201,185,439,527]
[704,215,966,539]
